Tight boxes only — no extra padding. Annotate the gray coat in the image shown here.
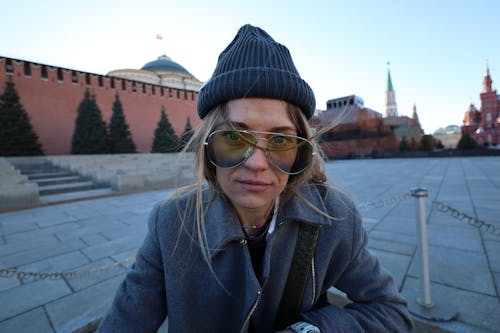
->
[97,185,413,333]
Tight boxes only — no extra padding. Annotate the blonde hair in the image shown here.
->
[175,102,331,270]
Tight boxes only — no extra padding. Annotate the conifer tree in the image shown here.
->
[109,94,137,153]
[179,117,194,151]
[456,132,478,150]
[71,89,108,154]
[151,106,179,153]
[398,136,410,152]
[419,134,433,151]
[0,78,43,156]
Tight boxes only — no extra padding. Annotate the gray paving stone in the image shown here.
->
[5,221,80,243]
[370,249,412,290]
[17,251,91,284]
[34,211,78,228]
[0,220,39,236]
[0,279,72,321]
[0,236,61,257]
[80,233,110,246]
[81,234,144,261]
[368,237,415,256]
[65,257,127,291]
[0,307,55,333]
[425,224,484,253]
[0,276,20,292]
[408,244,496,296]
[1,240,86,267]
[402,276,500,332]
[99,222,148,240]
[45,275,124,333]
[373,215,416,236]
[55,220,128,241]
[369,229,417,245]
[484,240,500,273]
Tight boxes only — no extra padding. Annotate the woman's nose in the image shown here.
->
[243,140,270,170]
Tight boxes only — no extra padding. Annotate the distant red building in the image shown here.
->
[462,65,500,145]
[0,55,202,155]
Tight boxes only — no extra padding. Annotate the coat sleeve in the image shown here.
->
[97,203,167,333]
[300,192,413,333]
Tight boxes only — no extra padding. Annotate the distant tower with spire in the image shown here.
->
[385,63,398,117]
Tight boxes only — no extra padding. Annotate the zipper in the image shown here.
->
[240,290,262,333]
[311,256,316,303]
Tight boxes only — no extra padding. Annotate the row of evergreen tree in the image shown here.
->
[0,78,193,156]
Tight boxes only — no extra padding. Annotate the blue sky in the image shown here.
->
[1,0,499,134]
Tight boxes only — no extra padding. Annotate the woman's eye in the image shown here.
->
[225,132,241,141]
[271,135,287,145]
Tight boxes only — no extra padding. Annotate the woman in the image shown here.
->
[97,24,413,333]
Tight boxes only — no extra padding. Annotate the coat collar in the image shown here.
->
[202,185,332,259]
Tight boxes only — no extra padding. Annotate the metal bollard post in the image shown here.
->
[407,187,456,321]
[413,188,433,307]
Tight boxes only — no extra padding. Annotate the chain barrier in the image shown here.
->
[356,191,413,210]
[0,255,135,281]
[432,200,500,237]
[2,191,495,280]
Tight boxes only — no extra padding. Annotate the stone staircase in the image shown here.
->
[16,161,114,204]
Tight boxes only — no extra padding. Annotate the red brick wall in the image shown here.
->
[0,57,200,154]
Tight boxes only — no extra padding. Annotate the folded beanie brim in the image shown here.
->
[198,67,315,119]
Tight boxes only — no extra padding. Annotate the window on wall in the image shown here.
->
[71,71,78,83]
[85,73,91,85]
[41,65,48,79]
[121,79,126,91]
[191,92,194,101]
[142,83,146,94]
[24,62,31,76]
[177,90,180,99]
[169,88,173,98]
[5,59,13,74]
[152,86,155,95]
[160,87,164,96]
[98,76,103,87]
[184,91,187,100]
[57,68,63,81]
[110,78,115,89]
[132,82,136,92]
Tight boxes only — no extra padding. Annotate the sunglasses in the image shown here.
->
[204,130,315,174]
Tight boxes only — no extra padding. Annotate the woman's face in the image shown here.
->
[215,98,294,220]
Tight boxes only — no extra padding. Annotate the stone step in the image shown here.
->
[39,188,115,204]
[28,171,75,180]
[39,181,108,196]
[34,175,84,186]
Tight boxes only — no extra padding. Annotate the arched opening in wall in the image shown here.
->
[121,79,126,91]
[132,81,137,93]
[57,68,63,82]
[98,76,103,87]
[142,83,146,94]
[41,65,48,80]
[5,59,13,74]
[72,71,78,84]
[24,62,31,77]
[85,73,91,86]
[177,90,180,99]
[169,88,173,98]
[110,77,115,89]
[191,92,195,101]
[160,87,164,96]
[184,91,187,100]
[152,86,155,95]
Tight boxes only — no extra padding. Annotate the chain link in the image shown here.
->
[0,255,135,281]
[357,191,413,210]
[432,200,500,237]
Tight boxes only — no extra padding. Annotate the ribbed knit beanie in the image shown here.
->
[197,24,316,119]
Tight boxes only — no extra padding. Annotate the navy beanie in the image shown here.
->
[197,24,316,119]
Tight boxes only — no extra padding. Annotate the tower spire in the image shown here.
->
[483,58,493,93]
[385,62,398,117]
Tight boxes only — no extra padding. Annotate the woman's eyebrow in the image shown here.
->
[229,122,296,133]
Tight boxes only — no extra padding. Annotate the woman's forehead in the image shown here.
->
[226,98,295,131]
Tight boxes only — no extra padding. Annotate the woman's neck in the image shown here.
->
[234,201,275,228]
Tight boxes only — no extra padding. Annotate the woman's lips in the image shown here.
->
[237,179,271,191]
